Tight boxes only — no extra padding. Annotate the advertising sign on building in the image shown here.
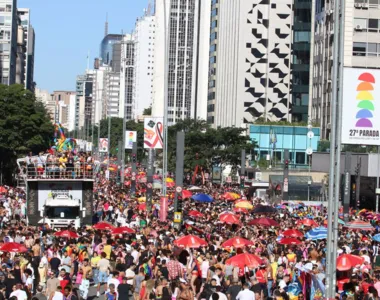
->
[342,68,380,145]
[125,131,137,149]
[99,138,109,152]
[144,118,164,149]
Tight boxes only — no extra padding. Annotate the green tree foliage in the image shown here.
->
[143,106,152,116]
[0,84,53,183]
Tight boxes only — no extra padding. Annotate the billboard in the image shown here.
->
[99,138,109,152]
[37,182,83,211]
[342,68,380,145]
[144,117,163,149]
[125,131,137,149]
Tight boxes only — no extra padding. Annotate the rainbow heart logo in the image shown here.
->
[356,72,375,128]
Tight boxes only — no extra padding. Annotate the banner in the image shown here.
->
[342,68,380,145]
[144,117,163,149]
[212,166,222,183]
[86,142,92,152]
[125,131,137,149]
[160,197,168,222]
[99,138,109,152]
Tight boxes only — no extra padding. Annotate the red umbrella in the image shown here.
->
[337,254,364,271]
[54,230,79,238]
[233,207,249,214]
[111,226,135,235]
[278,238,302,245]
[167,182,175,188]
[188,210,204,218]
[226,253,263,268]
[297,219,318,227]
[282,229,304,238]
[174,235,207,248]
[0,242,27,253]
[222,237,254,248]
[138,203,146,211]
[0,187,7,194]
[344,220,374,231]
[248,218,279,227]
[220,213,241,225]
[182,190,193,199]
[93,222,115,230]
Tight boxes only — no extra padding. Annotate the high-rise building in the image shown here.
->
[100,34,123,65]
[207,0,312,128]
[152,0,210,124]
[0,0,18,85]
[311,0,376,140]
[17,8,35,91]
[35,87,54,121]
[133,13,155,118]
[119,35,135,120]
[75,71,94,133]
[53,91,76,129]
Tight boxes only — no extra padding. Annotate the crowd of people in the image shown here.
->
[0,163,380,300]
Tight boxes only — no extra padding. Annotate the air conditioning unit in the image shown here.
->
[354,3,360,8]
[363,3,369,8]
[355,25,362,31]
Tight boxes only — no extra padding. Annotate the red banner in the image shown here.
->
[160,197,168,222]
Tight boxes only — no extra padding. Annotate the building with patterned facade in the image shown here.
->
[207,0,312,128]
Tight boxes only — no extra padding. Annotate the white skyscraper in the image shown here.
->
[152,0,210,124]
[133,13,155,118]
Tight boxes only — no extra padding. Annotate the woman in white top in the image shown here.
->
[49,286,64,300]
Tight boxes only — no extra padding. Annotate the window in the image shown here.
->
[368,19,378,32]
[0,16,4,26]
[368,43,377,56]
[211,20,217,29]
[209,56,216,64]
[210,44,216,52]
[353,42,366,56]
[210,32,217,41]
[211,8,218,17]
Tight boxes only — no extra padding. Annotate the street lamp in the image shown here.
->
[306,122,313,201]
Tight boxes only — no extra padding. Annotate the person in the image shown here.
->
[236,283,255,300]
[133,268,145,300]
[9,283,28,300]
[46,272,60,298]
[105,283,118,300]
[33,285,47,300]
[79,274,90,300]
[97,252,111,297]
[91,251,100,286]
[117,277,130,300]
[226,278,242,300]
[49,285,64,300]
[63,286,78,300]
[106,271,120,294]
[49,253,61,277]
[177,278,194,300]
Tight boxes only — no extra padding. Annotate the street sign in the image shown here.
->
[306,148,313,155]
[307,131,315,139]
[176,186,183,193]
[131,176,136,181]
[147,183,152,189]
[283,178,289,193]
[174,212,182,223]
[226,176,232,183]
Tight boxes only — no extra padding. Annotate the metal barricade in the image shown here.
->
[26,162,94,179]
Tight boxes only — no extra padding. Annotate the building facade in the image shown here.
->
[311,0,380,139]
[250,124,320,169]
[152,0,210,124]
[0,0,18,85]
[35,87,54,121]
[133,14,155,118]
[100,34,122,65]
[17,8,35,91]
[75,72,94,132]
[207,0,312,128]
[53,91,76,129]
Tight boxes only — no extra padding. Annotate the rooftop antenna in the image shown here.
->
[147,0,152,16]
[104,13,108,37]
[86,51,90,70]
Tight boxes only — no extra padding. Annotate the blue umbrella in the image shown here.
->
[305,227,328,240]
[372,234,380,242]
[191,194,214,203]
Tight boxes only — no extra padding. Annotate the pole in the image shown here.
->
[240,150,246,191]
[131,142,137,195]
[326,0,344,295]
[174,132,185,212]
[283,149,289,201]
[147,149,154,212]
[377,146,380,213]
[107,116,111,173]
[355,157,361,209]
[343,152,351,222]
[121,120,126,184]
[162,0,170,199]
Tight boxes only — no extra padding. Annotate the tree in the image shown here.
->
[143,106,152,116]
[0,84,53,183]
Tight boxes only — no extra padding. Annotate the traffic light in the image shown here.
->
[132,154,137,163]
[177,196,183,212]
[284,159,289,170]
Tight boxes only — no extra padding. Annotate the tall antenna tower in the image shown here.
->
[104,13,109,37]
[147,0,152,16]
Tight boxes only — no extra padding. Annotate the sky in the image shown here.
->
[19,0,149,93]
